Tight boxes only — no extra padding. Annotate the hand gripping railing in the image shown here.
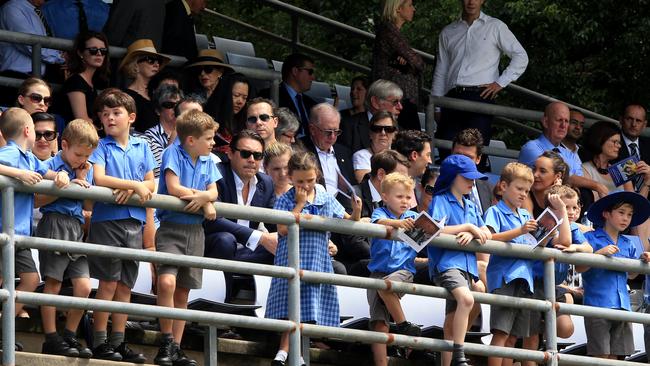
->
[1,175,650,366]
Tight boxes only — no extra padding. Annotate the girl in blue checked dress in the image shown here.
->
[266,152,361,366]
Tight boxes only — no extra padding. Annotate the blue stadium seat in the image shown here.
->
[304,81,332,103]
[195,34,210,50]
[226,53,271,92]
[334,84,351,108]
[213,37,255,61]
[488,139,516,175]
[271,60,283,72]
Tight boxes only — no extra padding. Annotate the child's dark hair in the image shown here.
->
[604,201,635,214]
[94,88,136,115]
[288,150,322,180]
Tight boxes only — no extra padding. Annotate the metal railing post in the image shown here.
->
[204,325,218,366]
[2,187,16,366]
[291,15,299,54]
[287,223,301,366]
[543,259,558,366]
[31,43,42,78]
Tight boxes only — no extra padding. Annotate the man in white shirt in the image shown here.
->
[432,0,528,167]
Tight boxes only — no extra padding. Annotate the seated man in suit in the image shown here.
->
[360,149,410,218]
[277,53,317,137]
[340,79,403,153]
[204,130,278,301]
[618,103,650,193]
[301,103,370,270]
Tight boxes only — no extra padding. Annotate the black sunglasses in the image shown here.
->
[35,130,57,141]
[161,101,178,109]
[24,93,52,106]
[138,55,162,65]
[424,184,435,196]
[246,114,274,124]
[85,47,108,56]
[369,125,397,134]
[233,147,264,161]
[299,67,315,76]
[198,65,220,74]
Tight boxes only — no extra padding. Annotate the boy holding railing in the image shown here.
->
[153,110,220,366]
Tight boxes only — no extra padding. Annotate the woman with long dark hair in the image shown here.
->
[204,72,250,155]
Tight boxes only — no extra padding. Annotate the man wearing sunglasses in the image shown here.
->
[274,53,317,136]
[340,79,404,153]
[245,98,278,147]
[203,130,277,303]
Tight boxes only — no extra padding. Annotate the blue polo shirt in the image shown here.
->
[483,200,535,293]
[40,152,93,223]
[89,135,155,223]
[0,141,48,236]
[427,190,485,279]
[367,206,418,274]
[518,134,583,177]
[582,228,638,310]
[554,223,587,285]
[157,141,221,224]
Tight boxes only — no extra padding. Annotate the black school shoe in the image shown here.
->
[394,321,422,337]
[115,341,146,363]
[171,342,197,366]
[63,335,93,358]
[154,337,174,366]
[42,336,80,357]
[92,340,122,361]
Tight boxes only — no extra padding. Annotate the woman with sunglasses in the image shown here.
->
[57,31,110,127]
[352,111,399,182]
[184,49,234,100]
[17,78,66,140]
[205,73,250,156]
[119,39,171,133]
[143,84,183,179]
[30,112,59,161]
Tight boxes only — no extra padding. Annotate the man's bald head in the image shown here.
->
[542,102,570,145]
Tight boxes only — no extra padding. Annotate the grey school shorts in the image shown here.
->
[0,248,38,276]
[88,219,142,289]
[155,222,204,289]
[367,270,413,326]
[434,268,473,314]
[585,317,634,356]
[529,279,570,334]
[490,279,531,337]
[35,212,89,281]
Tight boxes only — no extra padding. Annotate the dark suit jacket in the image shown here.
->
[278,83,317,119]
[475,180,494,214]
[203,162,276,243]
[617,134,650,163]
[360,175,382,218]
[161,0,198,59]
[300,135,355,187]
[340,111,371,153]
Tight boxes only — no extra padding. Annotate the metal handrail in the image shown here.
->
[0,176,649,365]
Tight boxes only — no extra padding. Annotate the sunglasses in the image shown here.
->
[424,184,435,196]
[246,114,274,124]
[369,125,397,134]
[233,147,264,161]
[198,66,220,74]
[138,55,162,65]
[35,130,57,141]
[382,98,402,107]
[24,93,52,106]
[161,101,178,109]
[314,125,342,137]
[299,67,315,76]
[85,47,108,56]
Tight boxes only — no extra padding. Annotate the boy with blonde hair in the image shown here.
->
[35,119,98,357]
[367,172,422,366]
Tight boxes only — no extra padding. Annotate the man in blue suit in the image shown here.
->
[203,130,277,301]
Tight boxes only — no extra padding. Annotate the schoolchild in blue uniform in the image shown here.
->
[0,108,69,323]
[34,119,98,358]
[483,162,537,366]
[427,154,492,366]
[88,89,155,362]
[367,172,422,366]
[266,152,361,366]
[578,191,650,359]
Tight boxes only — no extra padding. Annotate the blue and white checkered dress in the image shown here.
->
[265,184,345,326]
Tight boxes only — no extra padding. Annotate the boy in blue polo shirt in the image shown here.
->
[35,119,98,358]
[0,108,69,327]
[88,89,155,363]
[483,162,538,366]
[577,191,650,360]
[153,110,220,366]
[367,172,422,366]
[427,154,492,366]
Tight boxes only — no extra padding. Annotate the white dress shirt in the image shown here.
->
[622,134,640,157]
[368,179,382,203]
[431,12,528,97]
[233,171,263,251]
[316,145,340,196]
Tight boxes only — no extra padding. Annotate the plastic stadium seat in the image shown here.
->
[226,53,271,92]
[213,37,255,61]
[195,34,210,50]
[304,81,332,103]
[271,60,283,72]
[334,84,351,107]
[337,99,349,111]
[418,112,426,131]
[488,139,516,175]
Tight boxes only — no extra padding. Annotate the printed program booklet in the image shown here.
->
[524,207,563,246]
[397,212,446,253]
[608,155,640,187]
[336,173,358,199]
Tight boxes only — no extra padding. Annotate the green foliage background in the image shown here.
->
[198,0,650,145]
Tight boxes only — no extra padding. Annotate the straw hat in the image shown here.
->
[119,39,171,71]
[184,49,234,72]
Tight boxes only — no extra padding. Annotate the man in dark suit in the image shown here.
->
[359,150,410,217]
[300,103,369,270]
[340,79,404,153]
[203,130,277,301]
[276,53,318,136]
[618,104,650,193]
[161,0,203,59]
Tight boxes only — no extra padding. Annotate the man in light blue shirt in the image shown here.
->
[518,101,609,197]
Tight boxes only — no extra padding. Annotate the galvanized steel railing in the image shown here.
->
[0,175,649,366]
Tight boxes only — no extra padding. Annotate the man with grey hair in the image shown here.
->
[274,107,300,145]
[340,79,404,152]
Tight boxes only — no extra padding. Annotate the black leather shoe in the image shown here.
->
[63,335,92,358]
[92,340,122,361]
[115,342,146,364]
[42,337,80,357]
[451,356,471,366]
[171,343,198,366]
[154,337,174,366]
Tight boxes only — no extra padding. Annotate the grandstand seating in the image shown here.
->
[226,52,271,91]
[271,60,283,72]
[213,36,256,60]
[334,84,351,107]
[304,81,333,103]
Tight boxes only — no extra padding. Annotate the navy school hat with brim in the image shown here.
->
[431,154,487,195]
[586,191,650,228]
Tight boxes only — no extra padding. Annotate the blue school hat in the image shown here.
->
[431,154,487,195]
[586,191,650,228]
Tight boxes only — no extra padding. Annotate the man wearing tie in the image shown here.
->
[277,53,317,136]
[617,103,650,193]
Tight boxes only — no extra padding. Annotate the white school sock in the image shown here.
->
[274,350,288,362]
